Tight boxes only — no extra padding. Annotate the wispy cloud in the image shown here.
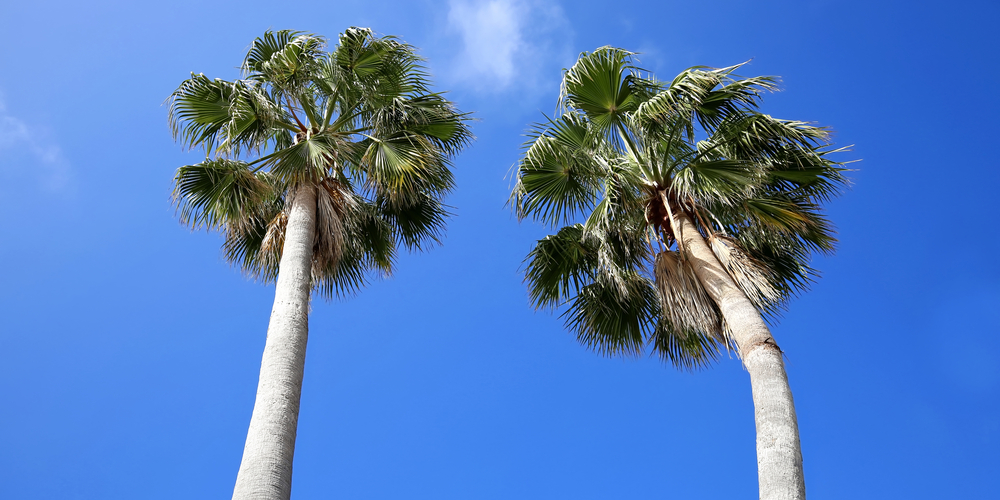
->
[0,93,72,192]
[445,0,572,93]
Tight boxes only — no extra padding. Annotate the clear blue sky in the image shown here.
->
[1,0,997,498]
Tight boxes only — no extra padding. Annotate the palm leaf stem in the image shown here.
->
[298,95,323,128]
[328,102,364,133]
[321,92,338,129]
[660,190,686,255]
[706,208,729,236]
[689,199,714,236]
[616,122,642,164]
[246,152,282,173]
[286,95,308,131]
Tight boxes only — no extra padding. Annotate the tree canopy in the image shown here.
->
[512,47,850,369]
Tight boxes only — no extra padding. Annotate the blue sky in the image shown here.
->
[1,0,998,498]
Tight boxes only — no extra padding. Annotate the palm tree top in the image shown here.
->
[512,47,851,368]
[169,28,473,299]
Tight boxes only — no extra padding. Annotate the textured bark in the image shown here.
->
[232,184,317,500]
[663,194,805,500]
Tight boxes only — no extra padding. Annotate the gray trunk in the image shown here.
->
[665,195,805,500]
[232,184,317,500]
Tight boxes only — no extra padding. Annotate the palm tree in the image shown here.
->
[511,47,849,500]
[168,28,471,500]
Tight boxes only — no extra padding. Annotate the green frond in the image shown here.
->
[693,75,778,131]
[669,158,758,206]
[763,145,852,203]
[634,66,778,142]
[376,190,451,251]
[252,135,333,183]
[358,131,455,199]
[634,67,725,138]
[561,47,658,133]
[168,75,293,155]
[220,180,286,283]
[738,195,836,254]
[243,30,326,90]
[173,159,275,230]
[335,27,388,76]
[168,74,232,152]
[335,27,429,96]
[524,224,597,309]
[351,198,397,275]
[514,115,607,226]
[562,273,656,358]
[388,94,475,155]
[731,225,819,306]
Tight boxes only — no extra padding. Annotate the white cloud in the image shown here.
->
[445,0,571,93]
[0,93,72,192]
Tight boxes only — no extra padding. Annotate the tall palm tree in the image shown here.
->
[511,47,849,500]
[168,28,472,500]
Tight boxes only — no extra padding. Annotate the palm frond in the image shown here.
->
[653,251,726,342]
[514,114,606,226]
[173,159,274,230]
[739,195,837,254]
[357,131,455,200]
[168,75,293,155]
[763,145,852,203]
[383,94,474,155]
[221,183,286,283]
[560,47,658,134]
[376,190,451,251]
[243,30,326,91]
[350,197,397,276]
[669,158,758,206]
[709,235,783,313]
[524,224,597,310]
[256,133,346,183]
[335,27,429,97]
[693,74,778,131]
[562,272,655,358]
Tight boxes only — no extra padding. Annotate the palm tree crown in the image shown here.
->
[170,28,472,296]
[512,47,849,369]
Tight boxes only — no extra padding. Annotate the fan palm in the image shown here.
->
[511,47,849,500]
[168,28,471,500]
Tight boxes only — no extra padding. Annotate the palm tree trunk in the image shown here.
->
[664,195,805,500]
[232,184,317,500]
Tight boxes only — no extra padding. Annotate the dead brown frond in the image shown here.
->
[313,178,359,278]
[311,179,346,271]
[709,235,781,310]
[653,250,725,342]
[260,209,288,274]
